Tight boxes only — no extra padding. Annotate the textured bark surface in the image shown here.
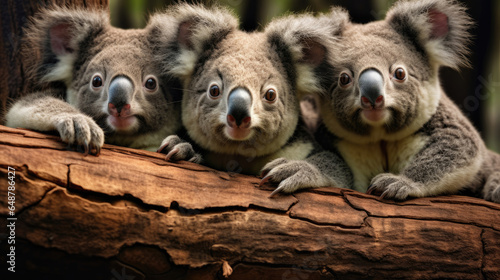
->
[0,125,499,279]
[0,0,108,120]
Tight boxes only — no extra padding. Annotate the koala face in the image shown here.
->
[321,21,438,143]
[25,8,182,149]
[319,0,471,144]
[156,4,340,158]
[182,31,298,157]
[72,28,180,137]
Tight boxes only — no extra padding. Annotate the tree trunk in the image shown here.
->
[0,125,499,279]
[0,0,108,120]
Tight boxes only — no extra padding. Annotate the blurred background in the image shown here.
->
[110,0,499,152]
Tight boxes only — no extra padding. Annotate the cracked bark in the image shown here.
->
[1,125,500,280]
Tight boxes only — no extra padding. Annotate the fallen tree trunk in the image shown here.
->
[0,125,499,279]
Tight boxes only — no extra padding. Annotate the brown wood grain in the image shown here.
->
[0,125,499,279]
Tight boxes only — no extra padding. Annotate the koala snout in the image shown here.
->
[359,69,385,109]
[227,88,252,128]
[108,76,134,117]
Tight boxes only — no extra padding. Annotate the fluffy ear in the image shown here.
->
[386,0,472,69]
[265,7,349,96]
[23,7,108,84]
[150,4,238,79]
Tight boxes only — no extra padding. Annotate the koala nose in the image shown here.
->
[108,76,134,116]
[227,87,252,128]
[359,69,385,109]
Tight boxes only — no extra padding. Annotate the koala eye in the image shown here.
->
[264,88,277,102]
[339,73,352,88]
[208,84,221,99]
[393,67,407,81]
[91,74,103,90]
[144,76,158,92]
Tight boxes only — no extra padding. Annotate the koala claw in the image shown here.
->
[157,141,170,153]
[165,147,180,161]
[259,176,285,197]
[259,175,271,187]
[483,172,500,203]
[489,187,500,203]
[269,185,285,197]
[379,190,389,200]
[158,135,201,163]
[95,145,101,156]
[55,114,104,156]
[366,184,375,195]
[259,174,287,197]
[368,173,424,200]
[261,157,327,197]
[83,140,90,155]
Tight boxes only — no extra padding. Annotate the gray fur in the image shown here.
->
[313,0,500,202]
[9,92,104,152]
[481,151,500,202]
[158,135,202,163]
[5,7,181,152]
[386,0,472,70]
[155,4,352,194]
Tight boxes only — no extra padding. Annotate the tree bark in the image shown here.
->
[0,125,499,279]
[0,0,108,120]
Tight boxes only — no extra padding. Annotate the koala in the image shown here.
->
[311,0,500,202]
[5,7,181,153]
[155,4,352,195]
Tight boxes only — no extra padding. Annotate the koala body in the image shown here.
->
[5,7,181,152]
[314,0,500,202]
[156,4,352,195]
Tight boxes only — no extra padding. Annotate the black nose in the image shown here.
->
[227,87,252,127]
[108,76,134,114]
[359,69,385,108]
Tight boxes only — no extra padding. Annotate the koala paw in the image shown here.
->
[483,172,500,203]
[55,114,104,155]
[487,187,500,204]
[260,158,326,197]
[367,173,424,200]
[157,135,201,163]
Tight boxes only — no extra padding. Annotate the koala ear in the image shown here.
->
[386,0,472,69]
[151,4,238,78]
[265,7,349,96]
[24,7,108,83]
[49,23,75,56]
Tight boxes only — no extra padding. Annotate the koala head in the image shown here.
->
[156,4,338,157]
[24,7,181,142]
[317,0,471,143]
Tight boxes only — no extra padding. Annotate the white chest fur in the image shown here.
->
[337,134,429,192]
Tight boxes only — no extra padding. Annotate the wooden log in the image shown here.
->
[0,125,499,279]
